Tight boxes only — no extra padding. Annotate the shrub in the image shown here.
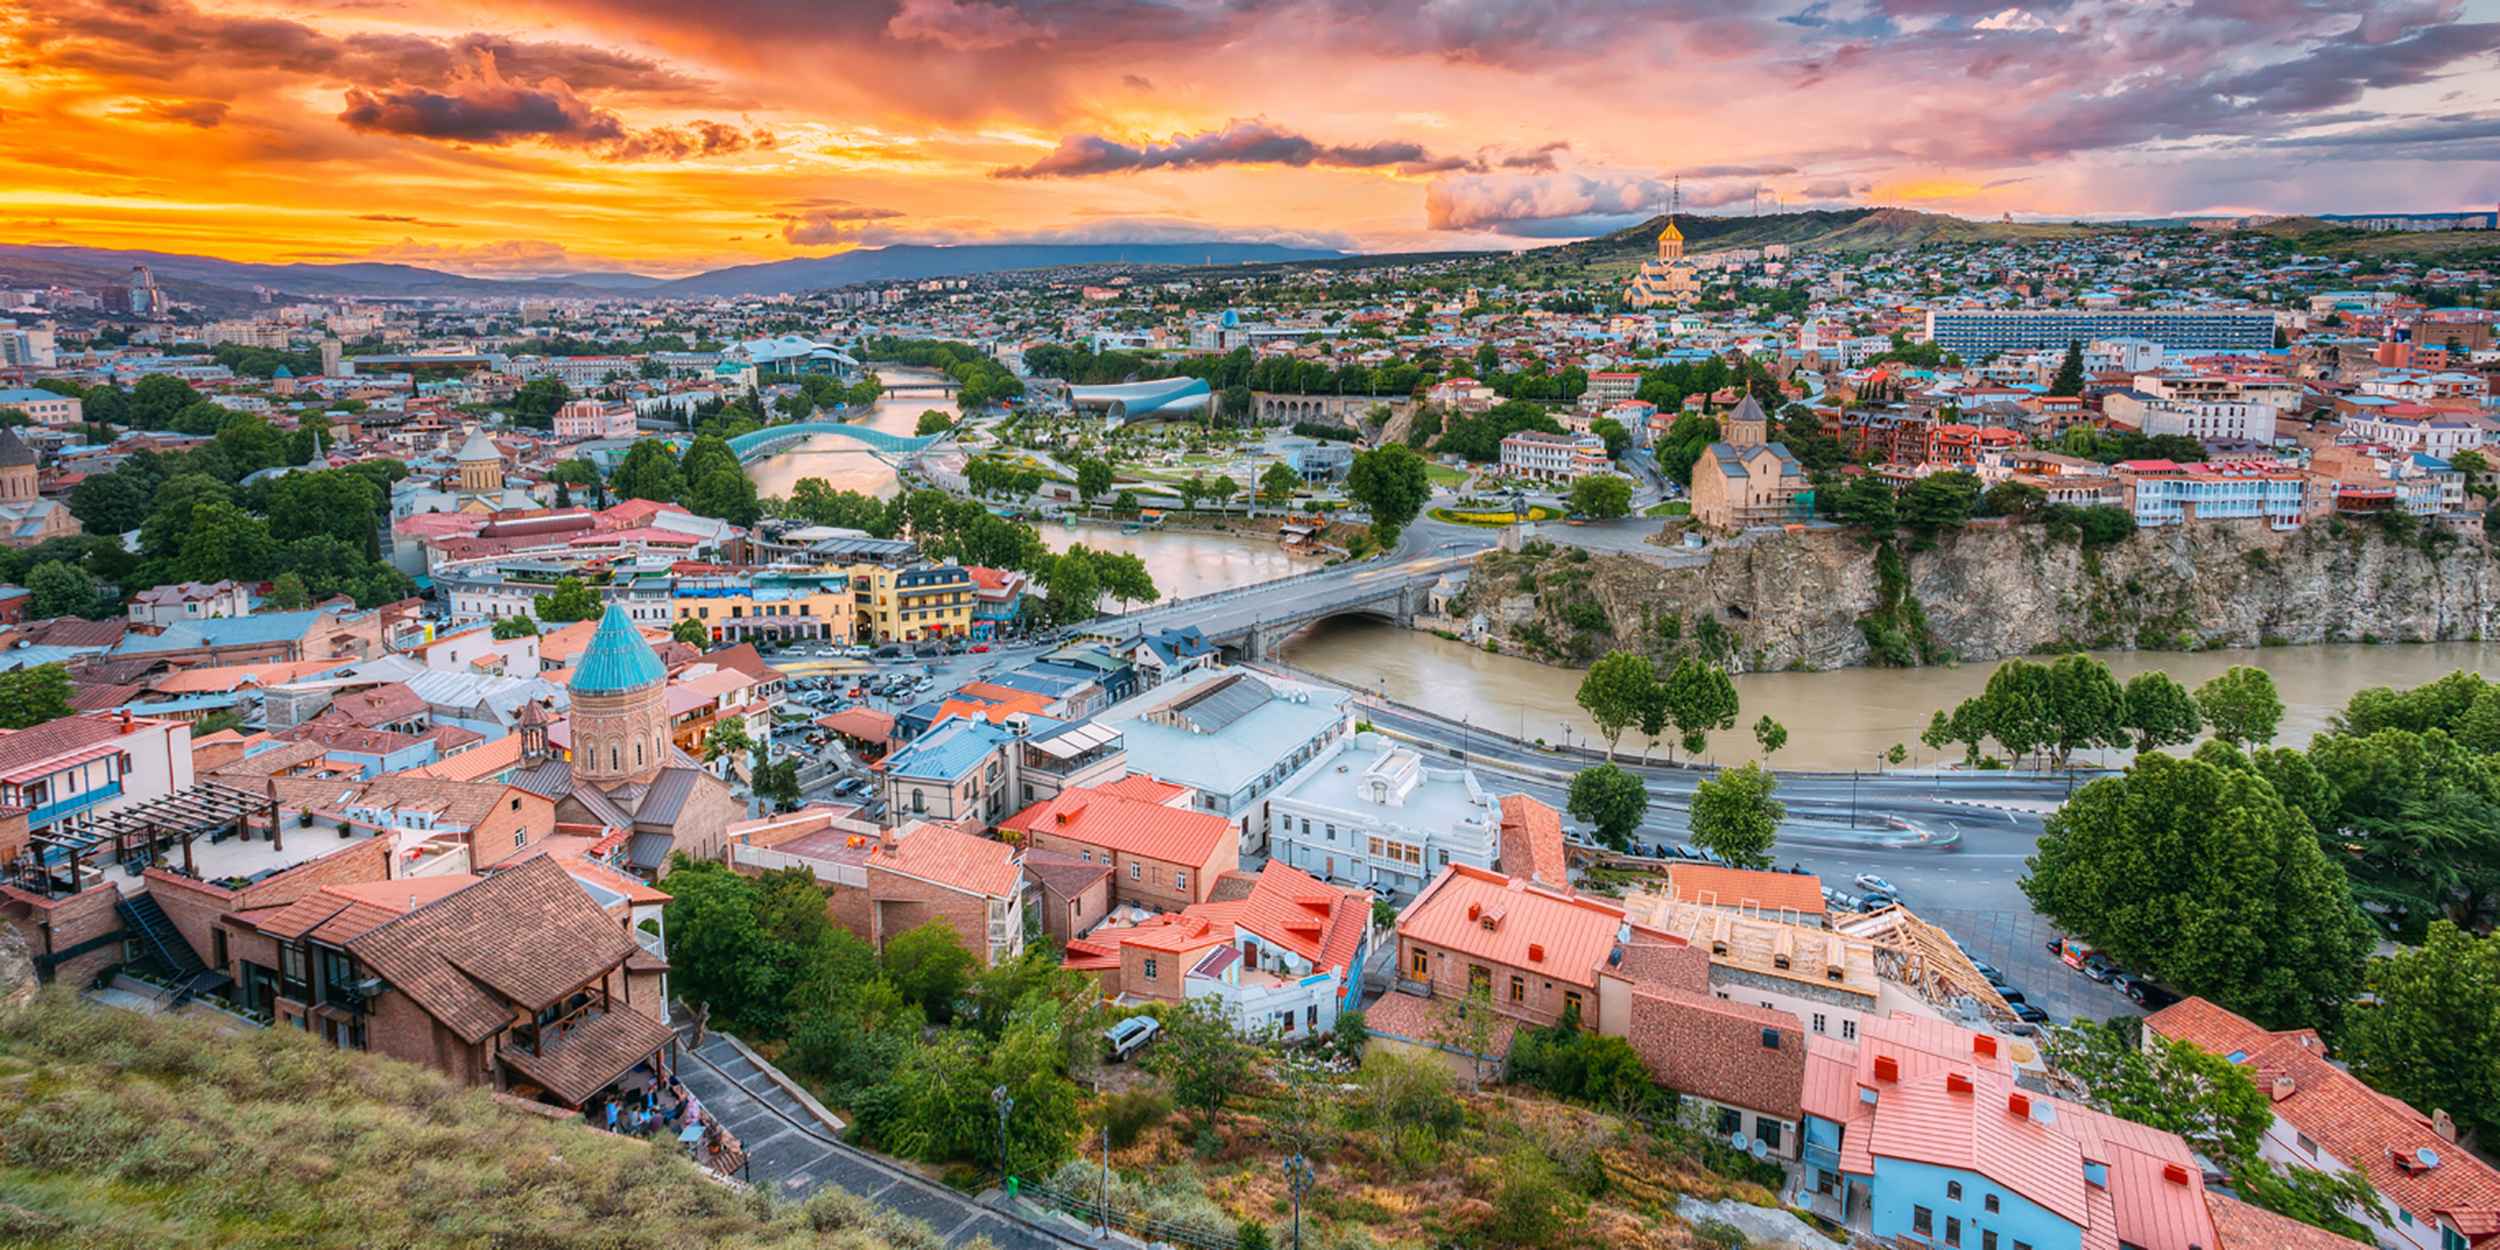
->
[1695,1219,1749,1250]
[1101,1089,1171,1150]
[1564,602,1608,632]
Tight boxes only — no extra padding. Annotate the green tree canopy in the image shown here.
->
[1566,762,1648,851]
[1346,444,1433,546]
[0,663,71,729]
[2342,921,2500,1145]
[1660,657,1739,759]
[2122,670,2204,754]
[1567,473,1634,519]
[1688,761,1784,869]
[2196,665,2284,747]
[532,576,603,623]
[26,561,98,620]
[1257,461,1301,506]
[1574,650,1656,760]
[882,917,978,1024]
[2047,1020,2272,1170]
[610,439,684,503]
[2023,752,2372,1031]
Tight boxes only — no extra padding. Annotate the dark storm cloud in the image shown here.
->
[991,119,1432,178]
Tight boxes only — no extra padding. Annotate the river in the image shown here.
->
[743,370,940,501]
[1278,617,2500,771]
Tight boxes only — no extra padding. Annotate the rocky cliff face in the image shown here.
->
[1454,520,2500,672]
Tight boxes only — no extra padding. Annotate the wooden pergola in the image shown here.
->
[20,780,284,893]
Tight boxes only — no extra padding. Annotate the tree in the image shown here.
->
[1833,472,1897,535]
[1688,761,1784,869]
[1589,416,1631,460]
[66,471,150,535]
[754,756,802,809]
[2340,921,2500,1146]
[510,376,572,426]
[1900,469,1981,549]
[1149,997,1259,1124]
[266,572,310,611]
[2023,752,2372,1031]
[1566,762,1648,851]
[0,663,71,729]
[1038,548,1101,627]
[2122,671,2204,754]
[1566,473,1634,518]
[702,716,755,781]
[883,918,978,1024]
[2049,341,2087,397]
[1346,444,1432,546]
[915,409,954,436]
[610,438,684,503]
[2048,1020,2272,1170]
[1574,651,1656,760]
[1258,461,1301,507]
[2043,652,2129,767]
[1209,474,1240,506]
[1660,657,1739,759]
[671,617,709,648]
[26,561,98,620]
[684,468,762,527]
[1076,457,1114,503]
[266,469,381,549]
[2196,665,2284,747]
[2306,728,2500,933]
[490,614,539,640]
[1429,985,1505,1093]
[176,502,273,582]
[532,576,603,623]
[1753,715,1788,760]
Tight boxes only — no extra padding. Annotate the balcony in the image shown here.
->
[29,780,121,830]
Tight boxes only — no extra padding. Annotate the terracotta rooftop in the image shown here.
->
[1496,793,1569,890]
[997,781,1232,866]
[868,823,1022,899]
[346,855,636,1043]
[1667,862,1826,916]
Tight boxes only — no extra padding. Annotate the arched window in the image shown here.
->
[635,741,644,767]
[609,746,619,771]
[911,789,925,813]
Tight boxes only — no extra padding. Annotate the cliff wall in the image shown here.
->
[1451,519,2500,671]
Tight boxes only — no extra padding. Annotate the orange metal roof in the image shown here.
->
[868,822,1022,899]
[997,782,1231,866]
[1396,864,1634,989]
[1667,863,1826,915]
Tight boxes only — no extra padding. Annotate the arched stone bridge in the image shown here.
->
[1092,558,1460,661]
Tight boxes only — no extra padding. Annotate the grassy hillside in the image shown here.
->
[0,988,936,1249]
[2250,217,2500,263]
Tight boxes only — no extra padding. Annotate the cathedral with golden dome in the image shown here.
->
[1627,218,1701,308]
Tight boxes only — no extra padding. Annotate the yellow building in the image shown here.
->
[852,564,977,643]
[672,571,857,645]
[1627,220,1701,308]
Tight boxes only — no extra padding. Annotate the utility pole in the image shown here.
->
[991,1085,1013,1191]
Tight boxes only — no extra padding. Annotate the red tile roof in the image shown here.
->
[2206,1192,2371,1250]
[1625,986,1807,1120]
[997,782,1231,866]
[1497,794,1569,890]
[1229,861,1370,973]
[1667,863,1826,916]
[2151,997,2500,1235]
[867,823,1022,899]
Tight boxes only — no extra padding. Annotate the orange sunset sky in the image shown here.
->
[4,0,2497,277]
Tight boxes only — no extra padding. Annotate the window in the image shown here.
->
[911,789,925,813]
[1947,1182,1962,1202]
[1080,850,1092,863]
[1984,1234,1998,1250]
[1945,1218,1960,1247]
[610,747,619,771]
[2295,1132,2317,1157]
[1307,1005,1318,1027]
[1326,824,1336,842]
[510,798,521,811]
[1412,949,1430,977]
[513,828,526,848]
[1143,958,1158,980]
[1509,974,1525,1003]
[2015,1240,2032,1250]
[1984,1196,1999,1215]
[1717,1107,1742,1134]
[1913,1208,1933,1238]
[1130,862,1142,881]
[1757,1120,1782,1151]
[1563,990,1583,1017]
[1812,1013,1827,1034]
[1761,1028,1781,1049]
[1175,872,1187,892]
[1841,1019,1857,1041]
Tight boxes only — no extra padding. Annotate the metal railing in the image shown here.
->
[1018,1182,1239,1250]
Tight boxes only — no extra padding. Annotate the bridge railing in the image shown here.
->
[1087,556,1437,633]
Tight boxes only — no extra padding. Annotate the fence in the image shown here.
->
[1019,1182,1240,1250]
[730,842,867,887]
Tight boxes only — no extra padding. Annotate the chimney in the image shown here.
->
[1528,943,1545,963]
[1467,902,1482,922]
[2272,1075,2296,1102]
[2162,1164,2191,1186]
[1873,1055,1900,1083]
[119,708,133,734]
[2434,1110,2458,1144]
[1946,1073,1974,1095]
[1973,1035,1999,1059]
[2009,1092,2032,1119]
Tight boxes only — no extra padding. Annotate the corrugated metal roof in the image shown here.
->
[626,831,674,869]
[566,604,666,694]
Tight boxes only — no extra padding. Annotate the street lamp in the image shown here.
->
[1461,714,1471,761]
[991,1085,1013,1189]
[1559,721,1572,751]
[1850,766,1860,831]
[1283,1153,1315,1250]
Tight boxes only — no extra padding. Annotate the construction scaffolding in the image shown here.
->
[1830,904,2021,1023]
[17,781,283,896]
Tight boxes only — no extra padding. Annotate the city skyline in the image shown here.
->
[4,0,2498,278]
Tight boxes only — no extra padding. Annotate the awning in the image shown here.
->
[500,1009,679,1107]
[3,742,125,786]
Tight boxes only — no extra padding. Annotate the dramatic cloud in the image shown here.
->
[774,202,911,243]
[992,119,1432,178]
[337,76,771,159]
[1424,171,1781,231]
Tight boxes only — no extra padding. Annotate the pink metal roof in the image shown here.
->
[1396,864,1640,989]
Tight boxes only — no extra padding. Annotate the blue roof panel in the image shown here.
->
[568,604,667,694]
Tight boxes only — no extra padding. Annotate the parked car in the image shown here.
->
[2081,955,2120,983]
[1103,1015,1162,1062]
[1857,891,1896,912]
[2011,1003,2052,1025]
[874,645,902,658]
[831,777,864,797]
[1996,986,2028,1005]
[1853,873,1897,895]
[2126,980,2180,1011]
[1967,957,2007,985]
[970,643,990,653]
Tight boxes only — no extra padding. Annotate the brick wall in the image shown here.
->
[1120,943,1189,1003]
[1038,874,1109,945]
[1022,830,1219,913]
[365,990,491,1088]
[143,838,392,967]
[1397,932,1594,1028]
[0,880,126,987]
[868,866,1002,964]
[665,775,746,864]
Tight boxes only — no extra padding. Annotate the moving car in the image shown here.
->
[970,644,990,653]
[1853,873,1898,895]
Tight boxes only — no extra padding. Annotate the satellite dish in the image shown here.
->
[1730,1132,1751,1152]
[1751,1139,1771,1160]
[2417,1147,2441,1169]
[2034,1103,2057,1125]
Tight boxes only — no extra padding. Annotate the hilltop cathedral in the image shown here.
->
[1627,217,1702,308]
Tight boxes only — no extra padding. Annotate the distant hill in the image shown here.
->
[1529,208,2098,275]
[0,244,632,300]
[647,241,1345,296]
